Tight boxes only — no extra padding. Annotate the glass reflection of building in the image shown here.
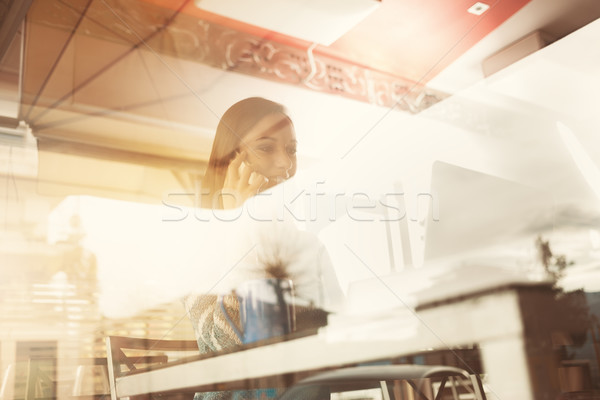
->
[0,192,195,398]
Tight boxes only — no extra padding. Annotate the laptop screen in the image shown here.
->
[423,161,553,262]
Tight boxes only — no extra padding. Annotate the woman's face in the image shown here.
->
[239,112,297,189]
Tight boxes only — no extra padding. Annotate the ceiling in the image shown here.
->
[127,0,531,85]
[7,0,598,117]
[14,0,537,119]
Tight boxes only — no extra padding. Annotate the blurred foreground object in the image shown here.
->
[277,365,486,400]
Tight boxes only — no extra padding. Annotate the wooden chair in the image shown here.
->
[105,336,199,400]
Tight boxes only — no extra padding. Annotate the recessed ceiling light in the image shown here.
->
[467,2,490,15]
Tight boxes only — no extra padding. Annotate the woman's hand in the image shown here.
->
[221,151,267,209]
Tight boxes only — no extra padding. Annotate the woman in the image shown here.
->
[185,97,343,400]
[201,97,297,210]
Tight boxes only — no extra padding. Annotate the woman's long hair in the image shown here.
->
[201,97,290,208]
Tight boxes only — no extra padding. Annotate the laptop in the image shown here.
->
[342,162,555,312]
[423,161,554,261]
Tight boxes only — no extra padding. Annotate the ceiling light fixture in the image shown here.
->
[467,2,490,16]
[193,0,381,46]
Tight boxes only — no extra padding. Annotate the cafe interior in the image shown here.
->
[1,0,600,399]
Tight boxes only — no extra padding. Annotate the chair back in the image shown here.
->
[105,336,198,400]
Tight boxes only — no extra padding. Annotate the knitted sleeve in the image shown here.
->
[183,294,242,354]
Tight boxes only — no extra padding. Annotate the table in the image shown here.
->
[113,281,563,400]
